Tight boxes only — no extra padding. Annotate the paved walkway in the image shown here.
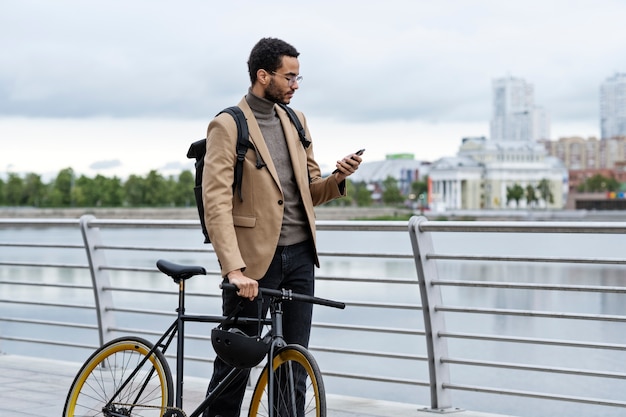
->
[0,353,509,417]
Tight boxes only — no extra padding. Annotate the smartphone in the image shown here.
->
[333,148,365,173]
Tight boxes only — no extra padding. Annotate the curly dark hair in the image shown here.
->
[247,37,300,84]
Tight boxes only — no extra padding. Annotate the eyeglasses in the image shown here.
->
[271,71,303,86]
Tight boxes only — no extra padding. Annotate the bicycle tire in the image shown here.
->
[248,344,326,417]
[63,336,174,417]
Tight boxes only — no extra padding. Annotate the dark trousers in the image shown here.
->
[204,239,315,417]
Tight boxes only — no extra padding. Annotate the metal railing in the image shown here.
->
[1,214,625,417]
[408,216,626,414]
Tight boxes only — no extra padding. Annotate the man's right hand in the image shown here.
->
[226,269,258,300]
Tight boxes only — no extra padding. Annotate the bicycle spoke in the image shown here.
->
[63,337,172,417]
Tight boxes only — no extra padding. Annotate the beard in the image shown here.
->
[264,79,290,104]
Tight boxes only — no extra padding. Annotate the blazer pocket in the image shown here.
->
[233,215,256,228]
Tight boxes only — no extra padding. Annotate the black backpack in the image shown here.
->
[187,104,311,243]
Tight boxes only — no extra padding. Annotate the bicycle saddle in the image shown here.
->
[156,259,206,282]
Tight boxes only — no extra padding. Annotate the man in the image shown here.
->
[202,37,362,417]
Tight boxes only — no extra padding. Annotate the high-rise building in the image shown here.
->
[490,76,550,142]
[600,73,626,139]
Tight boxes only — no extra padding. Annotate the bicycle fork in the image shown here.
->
[267,301,291,417]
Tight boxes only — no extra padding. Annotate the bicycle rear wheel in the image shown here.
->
[248,344,326,417]
[63,336,173,417]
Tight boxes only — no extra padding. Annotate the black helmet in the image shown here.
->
[211,327,270,368]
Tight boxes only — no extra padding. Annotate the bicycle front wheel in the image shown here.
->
[63,336,173,417]
[248,344,326,417]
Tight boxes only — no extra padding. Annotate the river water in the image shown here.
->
[1,224,625,417]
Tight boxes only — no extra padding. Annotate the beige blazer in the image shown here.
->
[202,97,345,279]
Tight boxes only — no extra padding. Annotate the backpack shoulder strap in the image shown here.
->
[218,106,251,201]
[277,103,311,149]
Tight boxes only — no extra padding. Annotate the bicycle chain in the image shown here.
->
[108,403,187,417]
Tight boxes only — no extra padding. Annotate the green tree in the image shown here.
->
[354,181,373,207]
[124,175,146,206]
[144,170,168,206]
[172,170,195,207]
[0,178,5,205]
[506,183,524,207]
[382,176,404,205]
[537,178,554,205]
[411,179,428,198]
[73,175,95,207]
[100,176,124,206]
[5,173,25,206]
[48,168,75,207]
[23,173,45,206]
[525,184,538,208]
[577,174,620,192]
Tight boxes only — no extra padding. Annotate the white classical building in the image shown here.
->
[428,137,568,210]
[428,76,567,211]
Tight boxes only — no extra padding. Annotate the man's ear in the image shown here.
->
[257,69,270,85]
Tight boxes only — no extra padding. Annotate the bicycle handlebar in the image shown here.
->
[220,282,346,310]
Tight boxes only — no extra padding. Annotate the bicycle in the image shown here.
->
[63,259,345,417]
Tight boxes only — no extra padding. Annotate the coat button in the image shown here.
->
[278,200,284,205]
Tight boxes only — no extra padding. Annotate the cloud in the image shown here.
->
[1,0,625,127]
[89,160,122,170]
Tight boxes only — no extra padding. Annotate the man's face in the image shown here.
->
[264,56,300,104]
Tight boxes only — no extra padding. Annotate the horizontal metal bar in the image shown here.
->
[440,331,626,351]
[318,251,413,259]
[168,353,213,364]
[94,244,212,253]
[443,357,626,379]
[109,327,212,343]
[0,261,89,269]
[428,253,626,265]
[433,280,626,293]
[102,287,221,299]
[0,299,95,310]
[0,280,92,290]
[85,219,200,229]
[316,220,409,232]
[311,345,428,362]
[343,301,422,310]
[444,382,626,408]
[0,242,85,249]
[81,218,410,232]
[94,247,410,259]
[418,220,626,234]
[316,275,418,285]
[0,219,80,227]
[314,322,425,336]
[437,305,626,322]
[322,370,430,387]
[0,335,97,350]
[106,306,175,316]
[0,317,98,330]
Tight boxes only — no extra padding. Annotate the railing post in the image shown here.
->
[80,214,116,346]
[409,216,459,413]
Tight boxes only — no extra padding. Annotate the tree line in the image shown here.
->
[505,174,624,208]
[0,168,196,208]
[0,168,424,208]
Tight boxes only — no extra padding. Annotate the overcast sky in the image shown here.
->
[2,0,626,179]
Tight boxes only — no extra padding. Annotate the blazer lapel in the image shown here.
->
[238,98,281,191]
[276,106,309,192]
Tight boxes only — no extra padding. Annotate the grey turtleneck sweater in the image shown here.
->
[245,91,310,246]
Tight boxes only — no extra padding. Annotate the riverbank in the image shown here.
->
[0,206,414,220]
[3,206,626,221]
